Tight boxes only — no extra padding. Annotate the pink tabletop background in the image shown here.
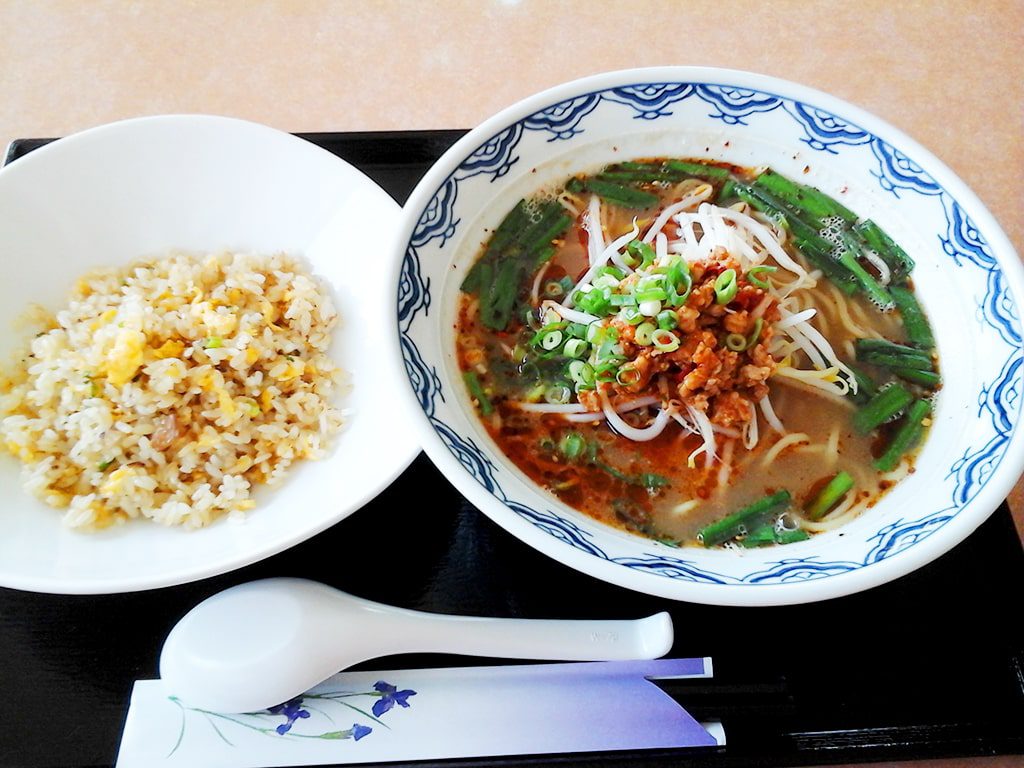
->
[1,2,1022,767]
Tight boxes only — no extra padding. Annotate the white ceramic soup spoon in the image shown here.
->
[159,577,674,713]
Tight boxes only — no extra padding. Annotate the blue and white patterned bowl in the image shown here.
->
[389,67,1024,605]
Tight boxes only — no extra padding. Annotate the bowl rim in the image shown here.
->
[2,113,339,177]
[0,113,420,594]
[390,66,1024,605]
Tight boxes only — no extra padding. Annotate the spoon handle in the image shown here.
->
[357,603,674,661]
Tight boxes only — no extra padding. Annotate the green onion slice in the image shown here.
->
[568,360,595,387]
[619,307,644,325]
[626,240,657,269]
[635,322,656,346]
[651,329,680,352]
[544,384,572,404]
[616,364,643,387]
[636,288,668,302]
[540,330,563,351]
[714,269,738,304]
[725,333,747,351]
[563,338,589,359]
[544,281,564,297]
[656,310,678,331]
[747,317,764,348]
[530,321,567,347]
[746,265,777,289]
[558,432,586,460]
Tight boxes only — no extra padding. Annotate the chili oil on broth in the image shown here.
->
[454,158,935,548]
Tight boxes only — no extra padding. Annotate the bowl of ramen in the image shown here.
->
[0,115,418,593]
[392,67,1024,605]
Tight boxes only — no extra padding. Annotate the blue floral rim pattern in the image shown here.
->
[397,80,1021,588]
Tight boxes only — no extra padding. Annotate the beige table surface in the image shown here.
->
[1,2,1022,767]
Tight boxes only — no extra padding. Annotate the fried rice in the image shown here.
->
[0,250,344,529]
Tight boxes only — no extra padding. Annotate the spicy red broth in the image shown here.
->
[456,160,937,548]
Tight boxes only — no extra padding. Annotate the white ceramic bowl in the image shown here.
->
[0,115,418,593]
[391,67,1024,606]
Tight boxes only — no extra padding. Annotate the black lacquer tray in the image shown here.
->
[2,132,1023,768]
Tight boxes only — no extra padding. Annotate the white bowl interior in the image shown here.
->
[396,69,1024,605]
[0,115,418,593]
